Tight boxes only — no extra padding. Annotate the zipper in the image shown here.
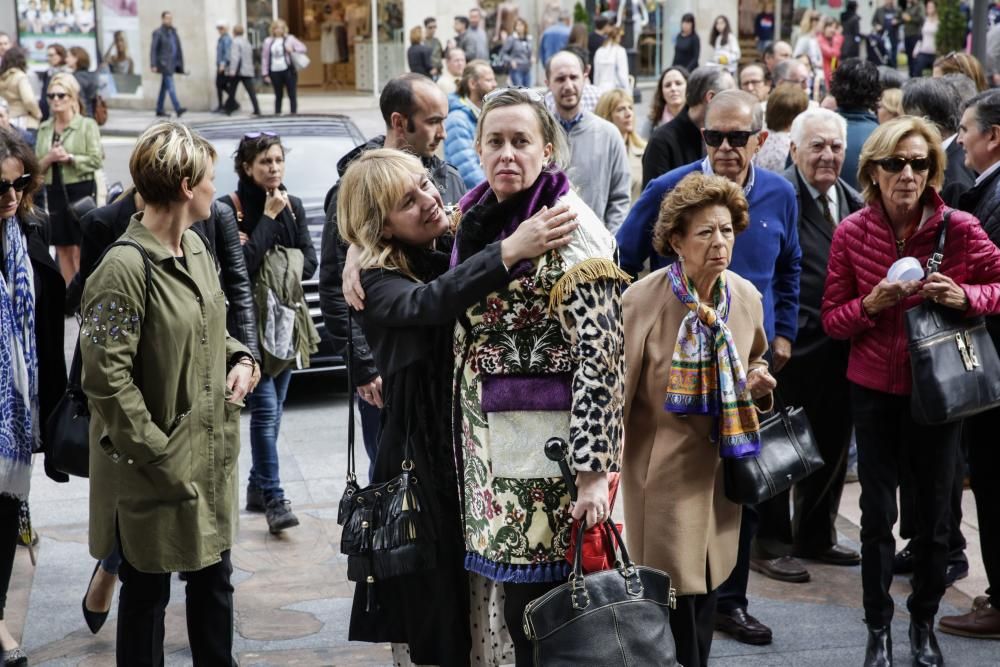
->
[913,323,988,349]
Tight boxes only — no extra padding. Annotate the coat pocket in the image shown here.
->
[222,398,244,474]
[138,410,197,502]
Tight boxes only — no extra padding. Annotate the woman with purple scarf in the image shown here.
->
[621,172,776,667]
[451,88,630,666]
[336,147,577,666]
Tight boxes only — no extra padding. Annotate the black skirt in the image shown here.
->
[46,178,95,246]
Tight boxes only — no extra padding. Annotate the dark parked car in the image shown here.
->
[190,114,366,374]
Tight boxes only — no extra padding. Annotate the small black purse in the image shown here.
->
[42,341,90,474]
[336,312,436,605]
[724,396,824,505]
[906,210,1000,424]
[523,519,679,667]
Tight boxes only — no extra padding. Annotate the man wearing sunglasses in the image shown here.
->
[617,89,802,645]
[320,73,466,477]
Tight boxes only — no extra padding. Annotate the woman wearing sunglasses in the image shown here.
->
[0,127,66,667]
[823,116,1000,667]
[217,131,315,535]
[34,72,102,286]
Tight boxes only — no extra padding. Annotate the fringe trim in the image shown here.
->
[464,551,571,583]
[547,258,631,314]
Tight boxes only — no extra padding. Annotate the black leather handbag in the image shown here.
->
[906,211,1000,425]
[724,397,824,505]
[522,519,679,667]
[42,341,90,476]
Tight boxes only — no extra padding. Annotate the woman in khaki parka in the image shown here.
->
[80,122,259,666]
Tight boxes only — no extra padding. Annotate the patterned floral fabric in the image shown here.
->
[455,247,625,582]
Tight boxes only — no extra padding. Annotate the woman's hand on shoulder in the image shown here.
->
[500,204,578,267]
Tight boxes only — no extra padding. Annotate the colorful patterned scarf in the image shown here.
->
[0,216,37,501]
[663,262,760,458]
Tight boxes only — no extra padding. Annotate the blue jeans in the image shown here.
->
[156,72,182,114]
[357,396,381,483]
[247,369,292,501]
[509,67,531,87]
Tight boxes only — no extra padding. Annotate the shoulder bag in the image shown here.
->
[523,518,679,667]
[336,311,436,609]
[723,394,824,505]
[906,210,1000,424]
[44,239,152,477]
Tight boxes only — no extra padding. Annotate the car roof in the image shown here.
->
[188,114,366,143]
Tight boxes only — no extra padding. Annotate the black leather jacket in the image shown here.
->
[79,192,260,359]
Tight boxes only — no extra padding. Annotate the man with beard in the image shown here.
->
[546,49,630,232]
[320,74,465,475]
[617,91,802,646]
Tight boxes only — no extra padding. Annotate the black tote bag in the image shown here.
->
[906,210,1000,424]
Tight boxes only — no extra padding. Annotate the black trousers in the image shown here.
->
[852,383,961,627]
[503,581,560,667]
[215,70,228,108]
[904,35,922,77]
[898,441,967,562]
[716,504,757,613]
[671,587,719,667]
[964,405,1000,606]
[117,549,237,667]
[225,76,261,115]
[757,342,853,555]
[0,497,19,620]
[270,69,298,114]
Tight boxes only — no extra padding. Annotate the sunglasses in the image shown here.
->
[46,92,68,100]
[242,131,279,141]
[483,87,545,105]
[874,156,931,173]
[703,129,759,148]
[0,175,33,194]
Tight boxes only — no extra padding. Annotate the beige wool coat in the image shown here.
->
[622,267,770,596]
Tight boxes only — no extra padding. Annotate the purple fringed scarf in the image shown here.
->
[449,169,570,272]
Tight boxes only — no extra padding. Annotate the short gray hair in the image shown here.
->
[963,88,1000,133]
[773,58,807,84]
[790,108,847,147]
[706,89,764,131]
[686,66,735,108]
[941,73,978,106]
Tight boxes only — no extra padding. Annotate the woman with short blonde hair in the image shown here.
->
[877,87,903,123]
[596,88,647,201]
[262,18,307,114]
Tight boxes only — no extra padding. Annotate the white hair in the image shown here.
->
[790,108,847,147]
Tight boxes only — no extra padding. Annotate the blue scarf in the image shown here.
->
[0,216,37,500]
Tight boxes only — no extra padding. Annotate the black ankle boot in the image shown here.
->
[909,619,943,666]
[865,625,893,667]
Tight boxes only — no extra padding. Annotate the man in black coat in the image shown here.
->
[319,73,465,477]
[642,66,734,188]
[149,11,186,117]
[938,89,1000,639]
[755,109,864,572]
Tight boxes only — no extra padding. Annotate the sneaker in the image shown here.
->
[155,111,170,117]
[176,107,188,117]
[246,485,265,513]
[265,498,300,534]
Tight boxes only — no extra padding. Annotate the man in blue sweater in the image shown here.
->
[616,89,803,646]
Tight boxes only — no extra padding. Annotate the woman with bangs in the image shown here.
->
[337,147,577,666]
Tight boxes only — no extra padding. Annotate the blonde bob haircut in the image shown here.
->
[270,19,290,36]
[47,72,82,114]
[857,115,944,205]
[474,88,568,171]
[653,173,749,257]
[129,121,217,207]
[336,148,430,280]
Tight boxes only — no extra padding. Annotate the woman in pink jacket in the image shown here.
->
[822,116,1000,667]
[261,19,307,115]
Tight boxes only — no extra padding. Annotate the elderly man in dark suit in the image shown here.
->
[755,108,864,571]
[938,88,1000,639]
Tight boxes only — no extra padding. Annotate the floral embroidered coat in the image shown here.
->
[455,189,628,582]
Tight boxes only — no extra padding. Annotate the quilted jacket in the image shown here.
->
[445,94,484,189]
[822,190,1000,395]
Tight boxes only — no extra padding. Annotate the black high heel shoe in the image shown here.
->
[1,646,27,667]
[82,562,110,634]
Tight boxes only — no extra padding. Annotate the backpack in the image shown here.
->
[229,192,319,376]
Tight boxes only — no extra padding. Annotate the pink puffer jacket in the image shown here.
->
[822,190,1000,395]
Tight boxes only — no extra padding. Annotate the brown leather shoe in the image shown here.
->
[797,543,861,566]
[715,607,773,645]
[939,602,1000,639]
[750,555,811,582]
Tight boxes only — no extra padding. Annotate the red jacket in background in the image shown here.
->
[822,190,1000,395]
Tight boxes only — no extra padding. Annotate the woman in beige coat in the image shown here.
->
[0,49,42,143]
[622,173,775,667]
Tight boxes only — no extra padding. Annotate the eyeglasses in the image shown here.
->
[874,156,931,173]
[242,131,279,140]
[483,87,545,105]
[703,129,760,148]
[0,175,33,194]
[46,92,68,100]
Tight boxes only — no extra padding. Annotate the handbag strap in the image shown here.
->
[345,309,357,484]
[926,208,952,275]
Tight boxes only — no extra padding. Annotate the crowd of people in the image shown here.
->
[1,3,1000,667]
